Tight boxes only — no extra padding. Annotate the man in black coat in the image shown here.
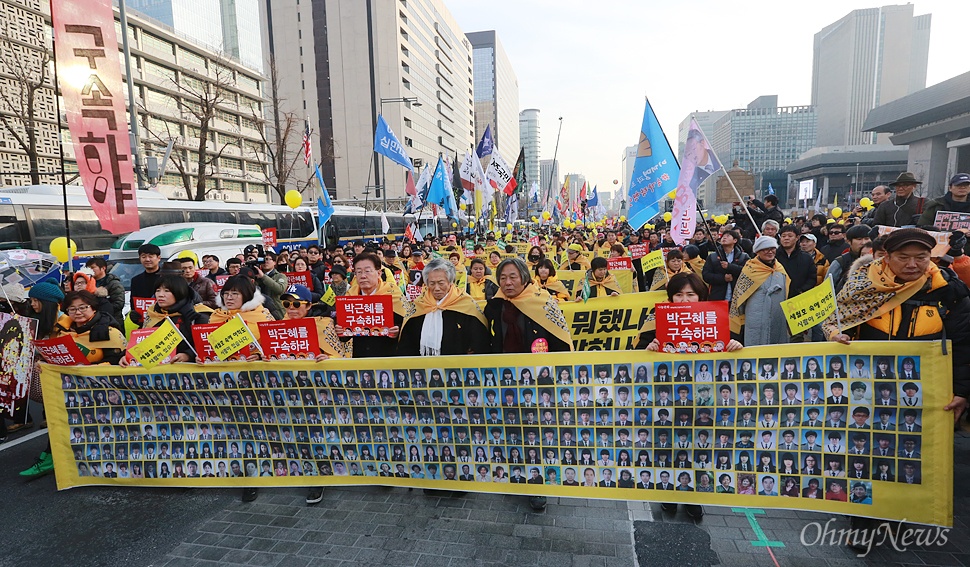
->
[702,230,749,301]
[776,225,817,298]
[128,244,163,326]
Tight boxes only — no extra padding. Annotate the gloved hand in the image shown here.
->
[949,231,967,257]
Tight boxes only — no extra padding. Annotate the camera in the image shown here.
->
[244,244,266,270]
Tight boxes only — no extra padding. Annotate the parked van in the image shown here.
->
[107,222,264,290]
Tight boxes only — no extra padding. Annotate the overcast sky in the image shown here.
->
[448,0,969,199]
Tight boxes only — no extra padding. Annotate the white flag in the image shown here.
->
[459,152,478,203]
[381,212,390,235]
[485,151,515,196]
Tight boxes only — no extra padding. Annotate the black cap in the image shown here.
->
[845,224,871,241]
[138,243,161,256]
[883,228,936,253]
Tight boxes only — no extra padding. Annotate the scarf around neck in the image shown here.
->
[494,282,572,349]
[729,258,790,334]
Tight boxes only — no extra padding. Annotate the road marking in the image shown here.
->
[730,508,785,548]
[0,428,47,452]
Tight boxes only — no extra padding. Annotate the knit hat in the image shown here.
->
[330,265,348,278]
[28,281,65,304]
[752,236,778,253]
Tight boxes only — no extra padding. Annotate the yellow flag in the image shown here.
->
[129,318,182,370]
[207,315,257,361]
[640,249,664,272]
[780,277,837,335]
[320,286,336,307]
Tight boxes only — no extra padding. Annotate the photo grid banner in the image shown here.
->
[41,341,953,527]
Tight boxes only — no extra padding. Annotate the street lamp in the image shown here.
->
[377,97,421,213]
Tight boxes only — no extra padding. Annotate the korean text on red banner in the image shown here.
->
[335,296,393,336]
[256,320,319,360]
[191,323,250,363]
[35,336,89,366]
[655,301,730,353]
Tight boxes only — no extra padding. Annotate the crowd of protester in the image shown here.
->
[3,171,969,534]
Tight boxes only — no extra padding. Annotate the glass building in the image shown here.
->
[467,30,519,160]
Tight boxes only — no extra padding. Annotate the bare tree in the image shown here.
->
[0,22,52,186]
[248,57,304,201]
[141,60,236,200]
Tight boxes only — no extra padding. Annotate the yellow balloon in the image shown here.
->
[506,223,513,231]
[667,190,677,199]
[831,207,843,218]
[531,216,538,222]
[619,216,627,222]
[50,237,77,263]
[859,197,873,208]
[827,218,835,224]
[451,222,458,228]
[459,203,467,211]
[177,250,199,265]
[784,217,792,224]
[284,189,302,209]
[663,212,672,222]
[542,211,551,220]
[468,220,475,228]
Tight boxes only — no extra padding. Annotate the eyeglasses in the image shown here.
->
[828,231,842,235]
[67,305,92,315]
[281,300,308,309]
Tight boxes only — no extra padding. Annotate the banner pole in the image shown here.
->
[828,276,842,333]
[168,316,198,359]
[49,2,72,277]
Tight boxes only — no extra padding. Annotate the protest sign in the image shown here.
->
[781,279,837,335]
[934,211,970,232]
[286,271,312,288]
[607,257,634,271]
[131,297,156,317]
[257,320,319,360]
[654,301,730,353]
[206,316,259,361]
[640,250,664,272]
[628,243,648,259]
[127,321,181,369]
[35,336,89,366]
[335,296,394,336]
[261,228,277,248]
[559,293,665,350]
[0,313,37,413]
[41,341,953,527]
[191,322,250,363]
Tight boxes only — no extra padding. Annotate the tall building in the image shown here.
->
[812,5,930,146]
[518,109,540,192]
[467,30,519,160]
[710,96,817,205]
[264,0,474,204]
[539,159,560,202]
[620,144,636,193]
[0,0,271,202]
[128,0,264,71]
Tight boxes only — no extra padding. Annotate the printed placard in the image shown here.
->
[191,323,250,363]
[628,243,648,260]
[607,257,634,271]
[933,211,970,232]
[655,300,730,353]
[261,227,277,248]
[131,297,156,316]
[286,271,312,288]
[335,296,394,336]
[125,327,177,368]
[35,336,89,366]
[256,320,319,360]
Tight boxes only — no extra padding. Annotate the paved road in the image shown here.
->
[2,427,969,567]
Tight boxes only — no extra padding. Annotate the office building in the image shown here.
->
[518,109,540,192]
[468,30,519,162]
[812,5,930,146]
[539,159,560,202]
[129,0,264,71]
[264,0,474,204]
[710,96,817,205]
[0,0,270,202]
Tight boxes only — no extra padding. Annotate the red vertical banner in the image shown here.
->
[51,0,139,234]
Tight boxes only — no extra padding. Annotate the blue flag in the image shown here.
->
[767,183,775,196]
[587,185,599,207]
[374,114,414,172]
[476,125,493,159]
[425,156,453,216]
[627,99,680,230]
[315,164,334,228]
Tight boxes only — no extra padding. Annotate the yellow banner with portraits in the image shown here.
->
[42,340,952,527]
[560,293,665,351]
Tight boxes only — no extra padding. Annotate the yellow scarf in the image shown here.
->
[584,271,621,298]
[284,314,349,358]
[688,257,706,274]
[821,257,939,340]
[650,264,691,291]
[56,314,126,363]
[533,276,570,301]
[559,254,591,271]
[209,307,274,341]
[728,258,790,334]
[402,284,487,330]
[495,282,573,349]
[347,278,406,317]
[466,275,493,301]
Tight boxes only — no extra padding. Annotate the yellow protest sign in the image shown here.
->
[560,292,666,350]
[206,315,258,361]
[640,250,664,271]
[320,286,336,307]
[128,318,182,370]
[780,277,837,335]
